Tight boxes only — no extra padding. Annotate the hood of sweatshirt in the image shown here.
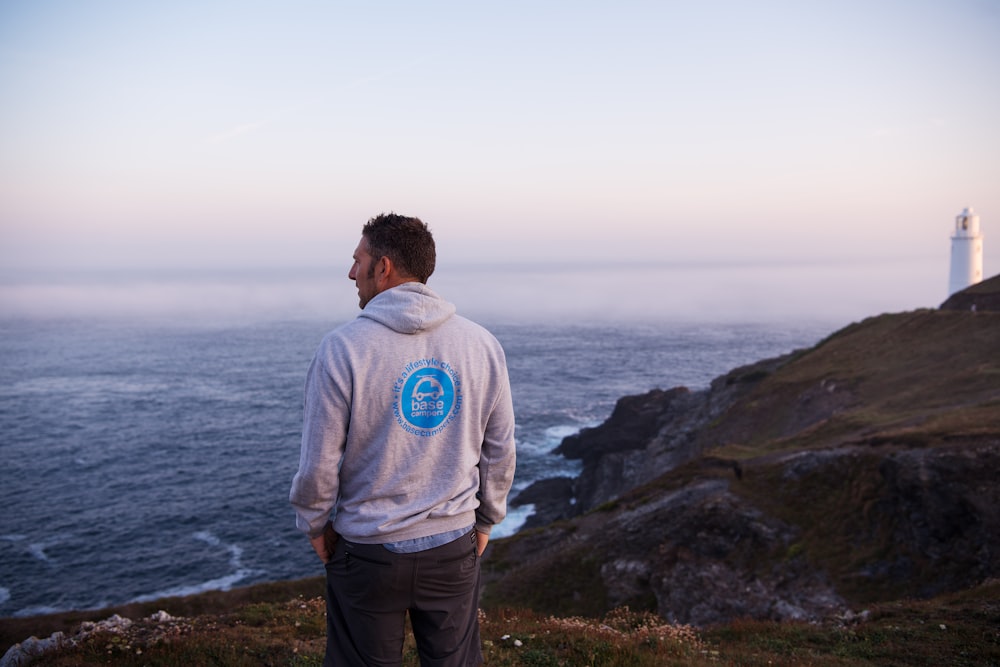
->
[358,282,457,334]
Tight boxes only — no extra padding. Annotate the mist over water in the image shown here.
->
[0,257,945,327]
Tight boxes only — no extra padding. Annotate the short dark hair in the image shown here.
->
[362,213,436,283]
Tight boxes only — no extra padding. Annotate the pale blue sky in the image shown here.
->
[1,1,998,283]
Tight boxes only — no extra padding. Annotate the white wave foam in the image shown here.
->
[13,604,61,618]
[492,505,533,539]
[193,531,221,546]
[517,423,582,456]
[129,531,261,604]
[226,543,244,566]
[0,534,27,542]
[544,424,581,441]
[130,569,255,604]
[28,543,52,563]
[0,587,10,605]
[194,531,245,569]
[521,422,603,456]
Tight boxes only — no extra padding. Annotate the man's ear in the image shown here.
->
[375,256,394,285]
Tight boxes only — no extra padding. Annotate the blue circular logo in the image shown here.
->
[400,367,455,431]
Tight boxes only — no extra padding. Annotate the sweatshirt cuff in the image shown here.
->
[307,519,333,540]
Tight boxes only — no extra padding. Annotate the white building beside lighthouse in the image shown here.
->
[948,206,984,296]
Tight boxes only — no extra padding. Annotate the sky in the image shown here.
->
[1,1,998,322]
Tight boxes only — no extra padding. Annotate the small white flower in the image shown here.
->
[501,634,510,640]
[514,639,523,647]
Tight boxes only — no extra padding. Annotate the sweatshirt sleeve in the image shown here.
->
[474,353,517,535]
[289,346,350,538]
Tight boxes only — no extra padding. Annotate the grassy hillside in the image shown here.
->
[704,309,1000,457]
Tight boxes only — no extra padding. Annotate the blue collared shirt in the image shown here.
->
[383,525,474,554]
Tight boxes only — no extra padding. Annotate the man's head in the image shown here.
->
[349,213,436,308]
[361,213,436,283]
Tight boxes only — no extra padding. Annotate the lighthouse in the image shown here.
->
[948,206,984,296]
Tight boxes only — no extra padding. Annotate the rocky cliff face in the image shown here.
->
[512,355,790,530]
[485,304,1000,628]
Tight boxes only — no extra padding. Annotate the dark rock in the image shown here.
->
[556,387,689,462]
[510,477,576,530]
[874,442,1000,598]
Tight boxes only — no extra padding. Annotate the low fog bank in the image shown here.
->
[0,258,945,328]
[0,267,347,327]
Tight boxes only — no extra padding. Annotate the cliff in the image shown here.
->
[485,278,1000,627]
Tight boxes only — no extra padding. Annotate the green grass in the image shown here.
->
[699,310,1000,457]
[480,546,610,618]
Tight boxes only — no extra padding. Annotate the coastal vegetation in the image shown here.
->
[2,576,997,665]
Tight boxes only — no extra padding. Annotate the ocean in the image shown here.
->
[1,260,936,618]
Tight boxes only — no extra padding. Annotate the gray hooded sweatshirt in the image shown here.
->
[289,282,516,544]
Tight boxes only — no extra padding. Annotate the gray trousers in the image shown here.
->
[324,530,482,667]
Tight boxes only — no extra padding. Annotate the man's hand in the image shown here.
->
[475,529,488,557]
[309,521,339,563]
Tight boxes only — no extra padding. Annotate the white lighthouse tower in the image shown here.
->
[948,206,984,296]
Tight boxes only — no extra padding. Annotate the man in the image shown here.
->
[290,213,516,667]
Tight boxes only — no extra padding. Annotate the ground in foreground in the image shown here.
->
[2,578,998,666]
